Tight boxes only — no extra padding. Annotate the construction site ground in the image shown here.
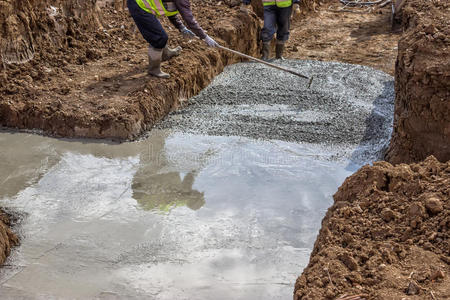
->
[1,0,449,299]
[288,4,399,75]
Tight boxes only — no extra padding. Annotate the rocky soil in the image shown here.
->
[386,0,450,164]
[294,156,449,299]
[0,210,18,265]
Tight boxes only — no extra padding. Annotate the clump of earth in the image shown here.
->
[294,156,449,299]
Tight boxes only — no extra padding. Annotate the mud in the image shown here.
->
[294,156,450,299]
[386,0,450,164]
[0,1,260,140]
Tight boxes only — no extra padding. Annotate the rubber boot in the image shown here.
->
[261,42,270,61]
[276,41,285,60]
[148,47,170,79]
[162,45,182,62]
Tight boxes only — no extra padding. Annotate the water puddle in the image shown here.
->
[0,60,394,299]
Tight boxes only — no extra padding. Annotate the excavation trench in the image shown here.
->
[0,60,394,299]
[0,1,261,140]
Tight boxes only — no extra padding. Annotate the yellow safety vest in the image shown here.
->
[262,0,292,8]
[136,0,179,16]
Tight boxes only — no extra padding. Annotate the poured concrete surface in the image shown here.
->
[0,60,394,299]
[156,60,394,147]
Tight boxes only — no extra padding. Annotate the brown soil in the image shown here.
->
[294,156,450,300]
[286,2,400,75]
[0,210,18,265]
[0,0,260,140]
[386,0,450,164]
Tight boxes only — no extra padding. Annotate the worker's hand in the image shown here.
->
[181,28,195,39]
[240,3,251,14]
[204,35,219,48]
[292,3,301,20]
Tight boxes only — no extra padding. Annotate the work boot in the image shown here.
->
[162,45,182,62]
[148,47,170,79]
[276,41,285,60]
[261,42,270,61]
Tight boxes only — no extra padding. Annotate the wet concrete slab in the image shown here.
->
[0,131,353,299]
[0,60,394,299]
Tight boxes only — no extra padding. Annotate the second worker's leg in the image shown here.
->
[275,6,292,59]
[261,5,277,60]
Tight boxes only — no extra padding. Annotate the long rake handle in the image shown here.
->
[217,44,310,80]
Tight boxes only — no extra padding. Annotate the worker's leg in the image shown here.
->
[261,5,277,42]
[275,5,292,59]
[275,6,292,42]
[127,0,168,49]
[261,5,277,60]
[127,0,170,78]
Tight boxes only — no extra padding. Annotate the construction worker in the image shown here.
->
[241,0,300,60]
[127,0,219,78]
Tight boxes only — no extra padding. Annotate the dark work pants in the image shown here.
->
[261,5,292,43]
[127,0,168,49]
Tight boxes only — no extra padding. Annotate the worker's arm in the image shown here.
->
[169,15,186,31]
[173,0,207,40]
[168,15,196,38]
[168,15,185,31]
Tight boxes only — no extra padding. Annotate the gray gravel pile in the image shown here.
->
[156,60,394,155]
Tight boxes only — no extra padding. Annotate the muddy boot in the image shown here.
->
[276,41,285,60]
[162,45,182,62]
[261,42,270,61]
[148,47,170,79]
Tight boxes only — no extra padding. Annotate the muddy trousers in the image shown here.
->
[127,0,168,49]
[261,5,292,43]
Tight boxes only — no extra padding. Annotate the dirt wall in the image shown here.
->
[0,1,260,140]
[0,210,18,265]
[294,156,449,299]
[386,0,450,164]
[0,0,102,66]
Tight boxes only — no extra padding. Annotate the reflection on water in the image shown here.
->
[133,171,204,212]
[131,131,205,212]
[0,130,356,300]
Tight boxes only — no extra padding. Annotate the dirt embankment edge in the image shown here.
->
[386,0,450,164]
[294,156,449,299]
